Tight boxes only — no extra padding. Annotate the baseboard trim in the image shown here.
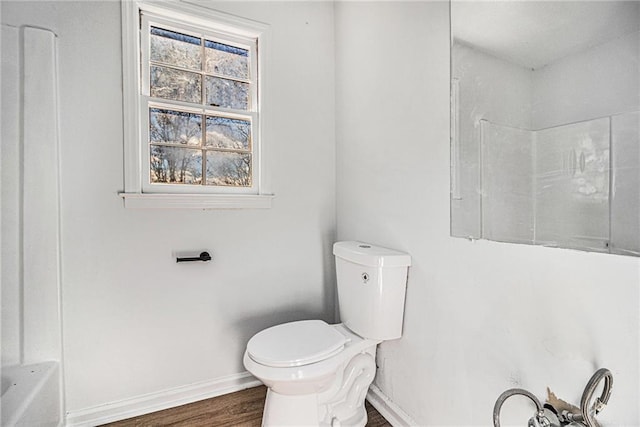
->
[366,384,417,427]
[65,371,262,427]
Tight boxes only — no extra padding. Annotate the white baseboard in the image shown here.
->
[65,371,262,427]
[366,384,417,427]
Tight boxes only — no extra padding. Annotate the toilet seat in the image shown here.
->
[247,320,348,368]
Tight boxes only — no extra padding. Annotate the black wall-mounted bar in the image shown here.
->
[176,251,212,263]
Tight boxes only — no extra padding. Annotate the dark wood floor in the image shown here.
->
[102,385,391,427]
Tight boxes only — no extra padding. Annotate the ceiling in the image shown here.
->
[451,1,640,69]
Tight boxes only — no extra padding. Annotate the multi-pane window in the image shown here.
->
[140,15,258,192]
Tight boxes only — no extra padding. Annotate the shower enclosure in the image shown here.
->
[1,24,63,426]
[450,1,640,256]
[479,111,639,255]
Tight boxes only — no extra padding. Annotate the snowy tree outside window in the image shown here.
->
[143,20,257,188]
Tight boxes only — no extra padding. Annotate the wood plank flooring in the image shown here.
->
[102,385,391,427]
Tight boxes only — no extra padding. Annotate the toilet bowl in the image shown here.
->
[244,242,411,427]
[244,321,380,426]
[244,321,378,393]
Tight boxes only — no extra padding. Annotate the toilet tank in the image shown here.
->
[333,241,411,340]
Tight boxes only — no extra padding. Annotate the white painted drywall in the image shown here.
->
[532,30,640,130]
[336,2,639,425]
[1,0,336,414]
[452,1,640,70]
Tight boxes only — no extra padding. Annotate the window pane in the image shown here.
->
[206,151,251,186]
[205,40,249,79]
[205,116,250,149]
[151,65,202,103]
[150,27,201,71]
[205,76,248,110]
[149,108,201,146]
[150,145,202,184]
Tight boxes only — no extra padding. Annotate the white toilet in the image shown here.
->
[243,241,411,427]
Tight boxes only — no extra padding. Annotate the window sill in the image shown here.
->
[119,192,274,209]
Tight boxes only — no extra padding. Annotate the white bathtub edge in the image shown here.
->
[366,384,417,427]
[64,371,262,426]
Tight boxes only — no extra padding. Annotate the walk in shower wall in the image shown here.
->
[535,118,610,251]
[480,112,639,255]
[611,112,640,255]
[480,120,534,244]
[1,24,63,426]
[450,42,533,239]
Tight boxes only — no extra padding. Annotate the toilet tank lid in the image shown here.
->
[333,241,411,268]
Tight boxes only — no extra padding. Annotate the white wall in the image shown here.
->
[336,2,639,425]
[1,0,337,415]
[532,30,640,129]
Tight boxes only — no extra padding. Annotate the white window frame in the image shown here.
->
[120,1,273,209]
